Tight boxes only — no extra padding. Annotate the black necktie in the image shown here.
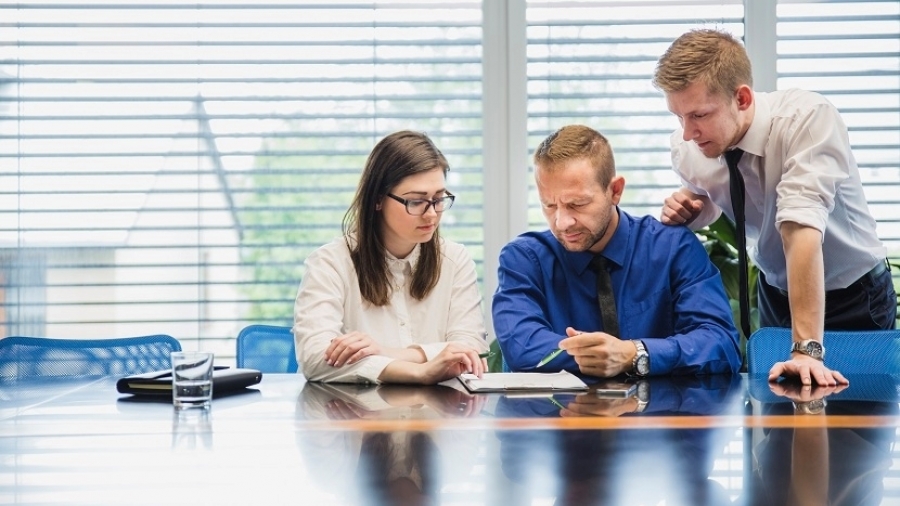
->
[725,148,751,339]
[589,256,619,337]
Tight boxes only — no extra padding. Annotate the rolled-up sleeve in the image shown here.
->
[774,103,850,235]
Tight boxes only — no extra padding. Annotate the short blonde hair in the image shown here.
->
[652,29,753,99]
[533,125,615,188]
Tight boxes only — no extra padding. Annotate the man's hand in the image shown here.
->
[660,189,707,226]
[557,392,638,418]
[559,327,634,377]
[768,377,848,403]
[768,353,848,386]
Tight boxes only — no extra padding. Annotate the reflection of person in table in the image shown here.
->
[293,130,488,385]
[748,380,896,506]
[296,382,485,505]
[496,375,742,505]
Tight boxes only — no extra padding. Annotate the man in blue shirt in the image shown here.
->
[493,124,741,377]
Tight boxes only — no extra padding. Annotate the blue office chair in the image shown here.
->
[0,334,181,380]
[235,324,298,373]
[746,327,900,376]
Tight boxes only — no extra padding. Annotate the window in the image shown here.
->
[0,1,483,357]
[2,0,897,360]
[776,0,900,252]
[525,1,744,226]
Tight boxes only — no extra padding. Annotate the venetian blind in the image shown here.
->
[524,0,744,227]
[0,1,484,358]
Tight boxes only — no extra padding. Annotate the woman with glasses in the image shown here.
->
[293,130,489,384]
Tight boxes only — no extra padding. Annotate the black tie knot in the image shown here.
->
[588,255,609,274]
[724,148,744,171]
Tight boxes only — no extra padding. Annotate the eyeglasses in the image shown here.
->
[385,192,455,216]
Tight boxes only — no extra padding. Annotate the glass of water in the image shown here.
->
[171,351,214,410]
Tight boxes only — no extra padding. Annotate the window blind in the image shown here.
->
[0,1,484,358]
[524,0,744,228]
[776,0,900,255]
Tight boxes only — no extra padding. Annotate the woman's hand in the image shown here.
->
[379,343,487,385]
[426,387,487,418]
[416,343,487,384]
[325,331,382,367]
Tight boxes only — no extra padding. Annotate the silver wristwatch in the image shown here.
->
[632,340,649,377]
[790,339,825,361]
[793,398,827,415]
[633,379,650,413]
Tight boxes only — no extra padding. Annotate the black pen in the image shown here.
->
[478,351,496,359]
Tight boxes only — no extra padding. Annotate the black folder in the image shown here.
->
[116,367,263,397]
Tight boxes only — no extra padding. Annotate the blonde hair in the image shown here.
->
[533,124,615,188]
[652,29,753,99]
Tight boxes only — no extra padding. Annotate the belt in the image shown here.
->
[869,259,888,278]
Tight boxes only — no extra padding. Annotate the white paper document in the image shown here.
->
[457,370,589,393]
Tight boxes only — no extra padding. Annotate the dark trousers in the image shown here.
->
[757,261,897,331]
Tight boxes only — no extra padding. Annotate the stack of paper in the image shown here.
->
[457,370,588,393]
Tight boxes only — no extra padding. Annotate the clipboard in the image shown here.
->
[116,367,263,397]
[457,370,589,393]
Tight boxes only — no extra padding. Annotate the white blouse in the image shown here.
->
[293,236,488,383]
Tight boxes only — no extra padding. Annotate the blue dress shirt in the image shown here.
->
[492,208,741,376]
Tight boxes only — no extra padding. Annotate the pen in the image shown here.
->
[548,396,566,410]
[535,348,563,368]
[478,351,496,359]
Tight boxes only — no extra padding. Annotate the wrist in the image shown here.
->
[790,339,825,361]
[379,360,429,385]
[630,340,649,377]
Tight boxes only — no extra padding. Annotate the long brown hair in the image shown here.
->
[342,131,449,306]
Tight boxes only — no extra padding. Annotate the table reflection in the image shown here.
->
[746,375,899,506]
[296,382,485,506]
[495,374,743,506]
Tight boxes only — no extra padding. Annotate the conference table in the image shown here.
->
[1,372,898,505]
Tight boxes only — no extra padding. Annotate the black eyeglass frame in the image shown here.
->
[385,191,455,216]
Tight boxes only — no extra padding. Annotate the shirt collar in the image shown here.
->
[386,242,421,273]
[574,207,628,274]
[735,90,769,158]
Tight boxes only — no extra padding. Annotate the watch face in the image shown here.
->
[805,341,824,358]
[795,398,826,414]
[792,340,825,359]
[636,380,650,402]
[636,355,650,376]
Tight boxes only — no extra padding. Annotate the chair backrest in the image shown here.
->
[0,335,182,380]
[746,327,900,376]
[236,324,298,373]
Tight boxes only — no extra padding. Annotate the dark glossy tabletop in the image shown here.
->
[1,373,898,505]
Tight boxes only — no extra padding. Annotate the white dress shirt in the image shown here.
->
[293,236,488,383]
[670,88,886,291]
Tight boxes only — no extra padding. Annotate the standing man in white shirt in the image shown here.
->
[653,29,895,386]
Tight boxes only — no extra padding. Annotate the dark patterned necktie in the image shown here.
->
[725,148,751,339]
[588,256,619,337]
